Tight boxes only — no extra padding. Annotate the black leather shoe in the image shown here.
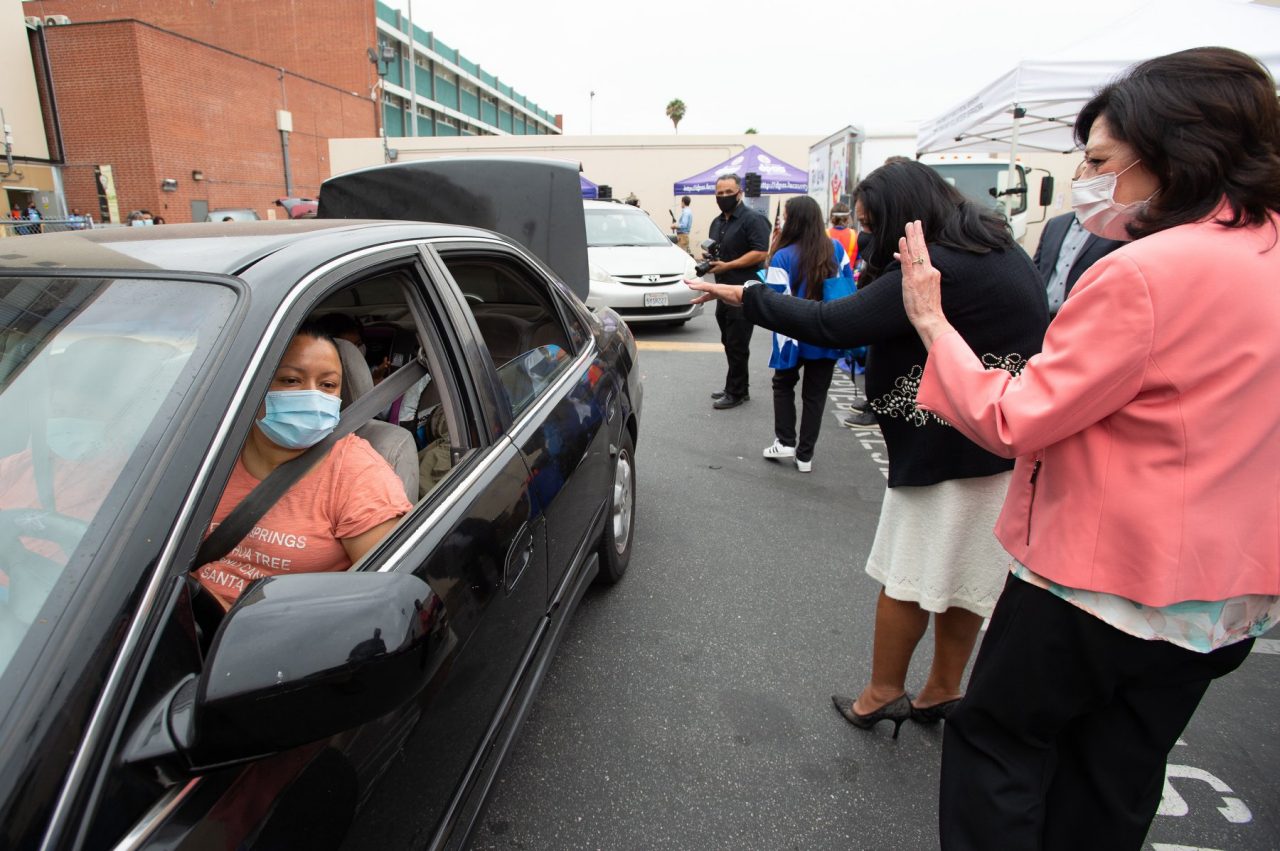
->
[710,389,727,400]
[842,409,877,428]
[712,393,748,410]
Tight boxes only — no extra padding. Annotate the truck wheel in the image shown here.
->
[596,429,636,584]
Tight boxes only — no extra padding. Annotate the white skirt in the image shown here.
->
[864,471,1013,617]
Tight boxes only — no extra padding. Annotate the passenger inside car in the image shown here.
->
[193,324,413,610]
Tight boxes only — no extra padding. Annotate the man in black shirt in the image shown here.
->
[706,174,771,409]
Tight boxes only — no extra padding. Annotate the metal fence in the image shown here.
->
[0,218,98,237]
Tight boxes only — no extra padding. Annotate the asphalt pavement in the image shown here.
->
[471,311,1279,851]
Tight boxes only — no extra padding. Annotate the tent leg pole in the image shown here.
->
[1005,108,1022,222]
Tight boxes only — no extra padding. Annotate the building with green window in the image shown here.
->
[375,2,560,138]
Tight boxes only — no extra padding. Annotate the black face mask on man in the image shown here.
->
[715,194,739,214]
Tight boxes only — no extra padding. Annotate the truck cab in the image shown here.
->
[920,154,1033,242]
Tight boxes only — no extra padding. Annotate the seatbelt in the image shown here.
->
[194,357,427,569]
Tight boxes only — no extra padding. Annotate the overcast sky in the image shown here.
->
[382,0,1185,136]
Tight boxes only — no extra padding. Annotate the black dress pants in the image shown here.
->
[772,357,836,462]
[716,300,754,398]
[940,574,1255,851]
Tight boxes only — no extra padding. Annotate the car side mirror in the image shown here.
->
[125,572,445,770]
[1039,176,1055,207]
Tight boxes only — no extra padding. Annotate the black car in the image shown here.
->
[0,162,642,849]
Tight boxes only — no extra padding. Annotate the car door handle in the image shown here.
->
[504,521,536,593]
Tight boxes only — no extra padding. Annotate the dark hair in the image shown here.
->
[296,319,339,348]
[777,196,836,300]
[715,174,742,190]
[853,160,1013,279]
[315,312,362,342]
[883,155,913,166]
[681,195,691,205]
[1075,47,1280,240]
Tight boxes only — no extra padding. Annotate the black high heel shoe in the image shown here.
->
[910,697,962,725]
[831,693,912,739]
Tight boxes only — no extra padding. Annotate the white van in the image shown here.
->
[583,200,703,327]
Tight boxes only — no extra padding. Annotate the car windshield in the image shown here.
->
[584,208,670,248]
[0,277,235,679]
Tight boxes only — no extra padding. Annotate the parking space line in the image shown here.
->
[635,341,723,352]
[1252,638,1279,655]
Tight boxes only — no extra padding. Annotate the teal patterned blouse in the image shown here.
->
[1011,562,1278,653]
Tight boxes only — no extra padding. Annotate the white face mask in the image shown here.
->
[1070,159,1149,241]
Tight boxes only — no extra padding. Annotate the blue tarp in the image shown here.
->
[580,174,598,199]
[673,145,808,195]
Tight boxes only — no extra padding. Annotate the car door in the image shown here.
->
[430,241,616,607]
[55,242,549,850]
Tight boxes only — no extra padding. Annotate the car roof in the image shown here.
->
[0,220,504,277]
[582,200,638,210]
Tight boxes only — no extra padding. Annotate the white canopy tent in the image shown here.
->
[916,0,1280,157]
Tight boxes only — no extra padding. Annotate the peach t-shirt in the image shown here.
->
[195,434,412,607]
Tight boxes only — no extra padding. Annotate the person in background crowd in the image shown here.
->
[152,216,165,225]
[24,203,41,235]
[67,208,87,230]
[706,173,771,410]
[828,202,877,427]
[826,202,858,265]
[896,47,1280,849]
[761,196,854,473]
[672,195,693,254]
[1033,209,1123,319]
[688,160,1048,738]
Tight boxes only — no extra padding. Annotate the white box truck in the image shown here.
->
[807,126,864,221]
[812,128,1054,243]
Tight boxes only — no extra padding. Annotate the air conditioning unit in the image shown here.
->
[45,15,72,25]
[24,16,43,27]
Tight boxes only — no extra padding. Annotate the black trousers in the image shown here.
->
[715,300,754,398]
[940,575,1255,851]
[772,357,836,462]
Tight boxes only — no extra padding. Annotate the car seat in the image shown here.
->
[334,338,419,502]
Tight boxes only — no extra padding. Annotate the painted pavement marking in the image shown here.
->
[635,340,723,352]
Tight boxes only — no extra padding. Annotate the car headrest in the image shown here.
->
[333,338,374,409]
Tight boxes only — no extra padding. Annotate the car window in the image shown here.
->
[438,252,575,419]
[584,207,670,247]
[0,277,235,679]
[191,265,471,615]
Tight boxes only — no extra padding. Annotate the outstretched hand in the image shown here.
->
[896,220,951,349]
[685,280,744,307]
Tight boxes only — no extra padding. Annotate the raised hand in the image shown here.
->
[897,220,951,349]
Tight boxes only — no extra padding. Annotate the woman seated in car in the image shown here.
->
[194,323,413,609]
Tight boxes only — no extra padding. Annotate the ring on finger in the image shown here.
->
[912,257,926,266]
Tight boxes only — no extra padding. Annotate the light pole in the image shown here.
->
[589,90,595,135]
[367,44,400,162]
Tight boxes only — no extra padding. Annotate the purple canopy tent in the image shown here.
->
[580,174,599,199]
[672,145,808,195]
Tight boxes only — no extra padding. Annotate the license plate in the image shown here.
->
[644,293,669,307]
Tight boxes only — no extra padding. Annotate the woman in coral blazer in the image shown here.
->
[899,48,1280,850]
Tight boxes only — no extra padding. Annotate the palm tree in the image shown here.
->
[665,99,686,134]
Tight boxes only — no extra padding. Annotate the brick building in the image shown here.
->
[22,0,560,223]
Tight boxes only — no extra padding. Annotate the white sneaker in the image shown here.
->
[795,457,813,473]
[763,439,796,461]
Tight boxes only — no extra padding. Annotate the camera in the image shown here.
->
[694,239,721,277]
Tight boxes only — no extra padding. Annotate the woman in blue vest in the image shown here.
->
[761,196,853,473]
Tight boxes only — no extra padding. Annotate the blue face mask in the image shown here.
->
[256,389,341,449]
[47,417,107,460]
